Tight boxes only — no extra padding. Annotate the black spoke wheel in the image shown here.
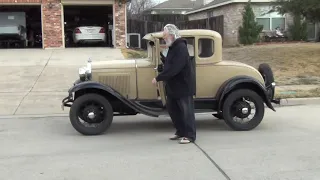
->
[222,89,265,131]
[69,93,113,135]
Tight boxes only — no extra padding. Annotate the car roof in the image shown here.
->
[142,29,222,41]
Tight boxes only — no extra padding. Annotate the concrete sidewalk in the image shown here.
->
[0,48,124,116]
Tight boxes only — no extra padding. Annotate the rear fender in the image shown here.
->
[216,76,275,112]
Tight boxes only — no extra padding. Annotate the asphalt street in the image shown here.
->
[0,104,320,180]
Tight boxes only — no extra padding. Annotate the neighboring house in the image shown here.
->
[186,0,319,46]
[0,0,127,49]
[143,0,203,23]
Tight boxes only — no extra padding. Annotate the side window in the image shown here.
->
[158,37,195,57]
[198,38,214,58]
[185,37,195,57]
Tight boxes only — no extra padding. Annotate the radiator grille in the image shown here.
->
[98,74,130,96]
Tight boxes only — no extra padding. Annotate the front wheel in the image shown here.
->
[69,93,114,135]
[222,89,265,131]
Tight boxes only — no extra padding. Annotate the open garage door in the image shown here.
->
[63,1,114,48]
[0,5,42,49]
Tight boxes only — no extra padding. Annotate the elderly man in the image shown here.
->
[152,24,196,144]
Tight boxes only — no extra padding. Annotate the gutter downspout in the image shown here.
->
[125,2,129,48]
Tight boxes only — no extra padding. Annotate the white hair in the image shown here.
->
[164,24,181,40]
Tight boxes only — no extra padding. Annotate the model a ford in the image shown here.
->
[62,29,280,135]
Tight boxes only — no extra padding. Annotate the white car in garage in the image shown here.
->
[73,26,106,45]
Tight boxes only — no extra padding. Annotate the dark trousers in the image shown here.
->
[166,95,196,141]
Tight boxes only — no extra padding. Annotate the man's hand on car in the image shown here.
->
[152,78,157,85]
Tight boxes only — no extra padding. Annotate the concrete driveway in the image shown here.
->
[0,104,319,180]
[0,48,124,116]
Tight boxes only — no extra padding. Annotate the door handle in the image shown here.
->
[154,67,158,70]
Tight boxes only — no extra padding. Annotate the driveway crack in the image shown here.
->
[194,142,231,180]
[13,51,53,115]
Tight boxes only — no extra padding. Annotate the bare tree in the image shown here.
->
[127,0,157,19]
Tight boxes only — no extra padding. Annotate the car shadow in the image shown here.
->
[106,118,231,135]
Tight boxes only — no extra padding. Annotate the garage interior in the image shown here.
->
[63,5,114,48]
[0,5,42,49]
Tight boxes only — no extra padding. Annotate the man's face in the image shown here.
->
[163,30,173,46]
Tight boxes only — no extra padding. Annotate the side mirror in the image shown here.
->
[149,41,155,47]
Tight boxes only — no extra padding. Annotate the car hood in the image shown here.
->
[91,58,152,69]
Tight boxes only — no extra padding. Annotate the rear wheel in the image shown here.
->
[69,93,113,135]
[222,89,265,131]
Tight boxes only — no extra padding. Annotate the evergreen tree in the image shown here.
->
[274,0,320,22]
[238,0,263,45]
[288,15,308,41]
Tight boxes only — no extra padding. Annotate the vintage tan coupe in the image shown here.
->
[62,29,280,135]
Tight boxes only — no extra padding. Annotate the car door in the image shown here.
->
[154,38,167,106]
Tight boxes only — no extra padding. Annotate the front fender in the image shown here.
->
[216,76,275,112]
[68,81,122,100]
[64,81,161,117]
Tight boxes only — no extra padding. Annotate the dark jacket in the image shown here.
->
[156,38,195,98]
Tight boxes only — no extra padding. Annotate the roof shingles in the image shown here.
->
[150,0,204,9]
[186,0,231,12]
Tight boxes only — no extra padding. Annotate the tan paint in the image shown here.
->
[90,29,265,101]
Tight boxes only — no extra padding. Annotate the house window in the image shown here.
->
[256,17,285,31]
[198,38,214,58]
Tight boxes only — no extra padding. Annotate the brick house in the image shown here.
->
[186,0,320,46]
[143,0,203,23]
[0,0,127,49]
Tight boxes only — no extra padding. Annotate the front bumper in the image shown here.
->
[61,79,81,110]
[61,93,73,110]
[267,82,281,105]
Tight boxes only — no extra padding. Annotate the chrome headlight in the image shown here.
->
[78,58,92,81]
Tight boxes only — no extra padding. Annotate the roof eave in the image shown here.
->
[185,0,274,15]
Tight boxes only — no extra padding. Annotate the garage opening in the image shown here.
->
[63,5,113,48]
[0,5,42,49]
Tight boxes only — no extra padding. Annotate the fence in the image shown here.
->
[127,15,224,49]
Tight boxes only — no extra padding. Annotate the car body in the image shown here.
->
[62,29,280,135]
[73,26,106,44]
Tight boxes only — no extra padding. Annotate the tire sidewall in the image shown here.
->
[222,89,265,131]
[258,63,275,100]
[69,93,113,135]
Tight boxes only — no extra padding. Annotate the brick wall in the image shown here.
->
[114,0,126,48]
[188,3,297,46]
[188,3,245,46]
[42,0,63,48]
[0,0,40,3]
[0,0,125,48]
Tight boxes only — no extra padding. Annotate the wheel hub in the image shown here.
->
[234,100,251,119]
[88,112,96,119]
[82,105,103,123]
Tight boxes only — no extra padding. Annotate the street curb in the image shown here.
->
[0,114,68,119]
[275,97,320,107]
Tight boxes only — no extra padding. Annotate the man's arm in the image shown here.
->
[156,45,188,82]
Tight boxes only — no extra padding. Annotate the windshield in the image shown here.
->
[78,18,101,27]
[147,42,153,59]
